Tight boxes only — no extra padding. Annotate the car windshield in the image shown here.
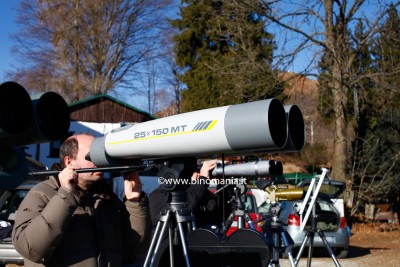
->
[298,179,345,199]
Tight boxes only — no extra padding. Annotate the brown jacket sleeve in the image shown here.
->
[12,182,79,263]
[122,193,152,263]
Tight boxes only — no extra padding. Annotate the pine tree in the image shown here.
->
[352,5,400,203]
[367,5,400,201]
[352,20,375,136]
[171,0,284,112]
[369,4,400,161]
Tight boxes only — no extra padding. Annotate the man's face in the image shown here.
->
[73,134,103,186]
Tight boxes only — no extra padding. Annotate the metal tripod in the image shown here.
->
[144,191,196,267]
[219,183,257,235]
[264,203,296,267]
[294,169,341,267]
[294,201,341,267]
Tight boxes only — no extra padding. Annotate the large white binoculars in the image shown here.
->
[88,98,305,167]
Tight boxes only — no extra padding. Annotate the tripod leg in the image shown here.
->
[268,231,281,267]
[177,222,191,267]
[306,230,314,267]
[169,226,175,267]
[280,231,296,267]
[317,229,342,267]
[294,230,310,266]
[244,211,256,230]
[144,220,163,267]
[220,212,235,235]
[144,211,172,267]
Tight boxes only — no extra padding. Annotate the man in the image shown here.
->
[12,133,151,267]
[149,160,219,228]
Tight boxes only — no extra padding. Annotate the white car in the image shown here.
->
[0,157,48,266]
[277,179,350,259]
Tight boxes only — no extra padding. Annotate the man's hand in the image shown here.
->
[123,172,142,202]
[199,160,217,179]
[58,165,80,192]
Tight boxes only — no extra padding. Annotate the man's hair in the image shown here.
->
[59,133,95,168]
[59,137,79,168]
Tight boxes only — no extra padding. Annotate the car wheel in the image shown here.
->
[336,248,348,259]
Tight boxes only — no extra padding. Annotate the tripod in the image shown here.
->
[144,157,198,267]
[218,183,257,235]
[144,191,195,267]
[294,169,341,267]
[263,203,296,267]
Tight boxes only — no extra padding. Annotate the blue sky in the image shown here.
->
[0,0,314,89]
[1,1,396,105]
[0,0,19,82]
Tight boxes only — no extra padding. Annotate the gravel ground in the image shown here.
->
[278,224,400,267]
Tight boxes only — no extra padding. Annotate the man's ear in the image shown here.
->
[63,156,72,167]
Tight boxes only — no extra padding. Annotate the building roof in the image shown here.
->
[68,94,157,123]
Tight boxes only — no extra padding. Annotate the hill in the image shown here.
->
[282,72,334,151]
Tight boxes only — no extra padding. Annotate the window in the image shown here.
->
[48,132,73,158]
[48,140,61,158]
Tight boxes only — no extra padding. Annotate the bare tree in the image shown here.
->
[124,2,182,115]
[136,57,158,114]
[160,28,184,115]
[264,0,399,181]
[10,0,174,101]
[349,136,400,216]
[142,17,184,116]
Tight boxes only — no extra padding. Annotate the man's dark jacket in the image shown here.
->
[12,176,151,267]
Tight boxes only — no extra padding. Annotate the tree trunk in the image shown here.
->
[324,0,348,182]
[332,74,348,181]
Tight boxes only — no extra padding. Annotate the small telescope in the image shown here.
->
[211,160,283,177]
[256,178,304,202]
[267,187,304,202]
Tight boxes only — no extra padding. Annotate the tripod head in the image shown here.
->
[270,202,282,217]
[228,183,247,210]
[153,157,197,192]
